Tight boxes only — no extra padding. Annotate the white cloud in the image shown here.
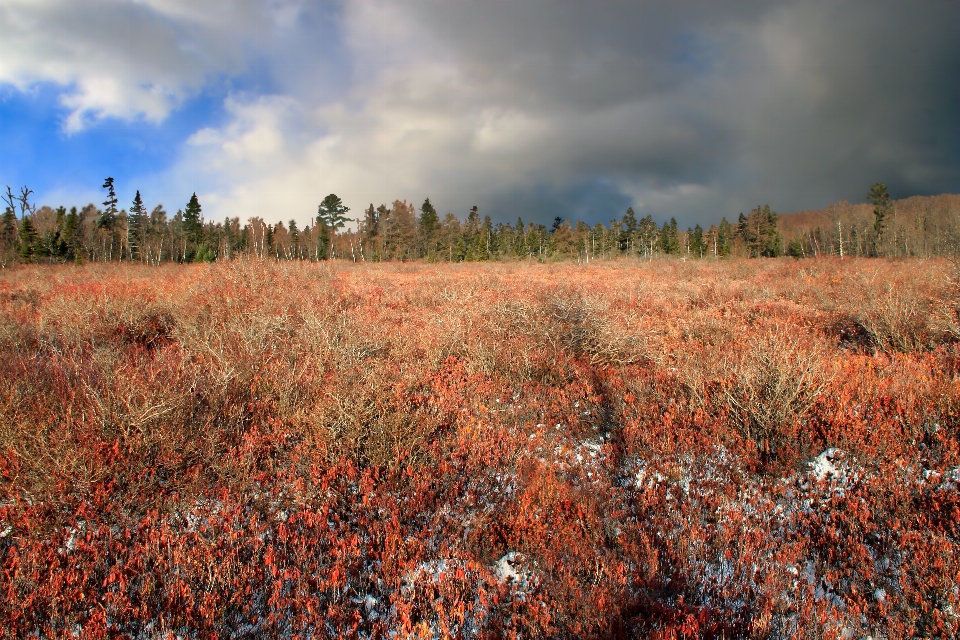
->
[0,0,258,129]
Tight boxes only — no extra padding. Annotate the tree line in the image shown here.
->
[2,180,956,267]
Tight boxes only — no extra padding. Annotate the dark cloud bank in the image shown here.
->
[406,1,960,226]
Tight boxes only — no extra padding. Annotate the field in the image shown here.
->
[1,257,959,638]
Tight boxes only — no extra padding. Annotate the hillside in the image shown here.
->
[778,193,960,258]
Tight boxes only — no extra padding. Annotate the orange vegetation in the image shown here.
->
[1,257,958,638]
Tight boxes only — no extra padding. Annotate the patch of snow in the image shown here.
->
[809,448,844,481]
[492,552,523,584]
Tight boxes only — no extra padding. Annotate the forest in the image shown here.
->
[1,253,958,637]
[3,181,959,268]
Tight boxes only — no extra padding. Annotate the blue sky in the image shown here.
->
[0,83,230,212]
[1,1,958,228]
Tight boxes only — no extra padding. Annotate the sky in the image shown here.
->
[1,0,959,229]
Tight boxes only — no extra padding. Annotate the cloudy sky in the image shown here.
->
[1,0,958,228]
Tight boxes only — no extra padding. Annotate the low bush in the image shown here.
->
[0,257,957,638]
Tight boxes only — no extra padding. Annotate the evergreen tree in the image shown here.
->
[52,207,68,258]
[620,207,638,253]
[183,193,203,246]
[690,224,707,258]
[363,204,379,239]
[0,206,18,266]
[741,205,781,257]
[717,217,733,257]
[762,205,782,257]
[867,182,891,235]
[317,194,351,230]
[637,215,658,256]
[288,220,300,258]
[101,177,118,222]
[463,206,481,260]
[660,218,681,254]
[1,207,17,246]
[788,237,805,258]
[19,216,37,262]
[867,182,892,255]
[99,177,119,259]
[514,217,526,257]
[128,190,147,262]
[171,209,185,262]
[465,206,480,235]
[476,215,493,260]
[418,197,440,256]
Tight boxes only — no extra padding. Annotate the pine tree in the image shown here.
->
[98,177,119,260]
[317,194,351,230]
[100,177,118,227]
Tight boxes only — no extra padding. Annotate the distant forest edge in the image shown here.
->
[2,181,958,267]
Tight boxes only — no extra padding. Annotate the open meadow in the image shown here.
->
[1,257,959,638]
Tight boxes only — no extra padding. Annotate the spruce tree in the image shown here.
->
[717,218,732,257]
[0,206,18,266]
[867,182,892,255]
[19,216,37,262]
[183,193,203,245]
[418,197,440,256]
[660,218,681,254]
[128,190,146,262]
[761,204,782,257]
[690,224,707,258]
[363,204,379,240]
[620,207,638,252]
[63,207,80,261]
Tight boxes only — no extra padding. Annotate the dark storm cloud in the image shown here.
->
[483,178,635,227]
[390,0,960,223]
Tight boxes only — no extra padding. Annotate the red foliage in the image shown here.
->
[0,257,958,637]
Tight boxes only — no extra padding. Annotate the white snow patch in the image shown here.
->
[809,448,844,481]
[492,552,523,584]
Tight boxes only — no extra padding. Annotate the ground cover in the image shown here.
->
[1,257,958,638]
